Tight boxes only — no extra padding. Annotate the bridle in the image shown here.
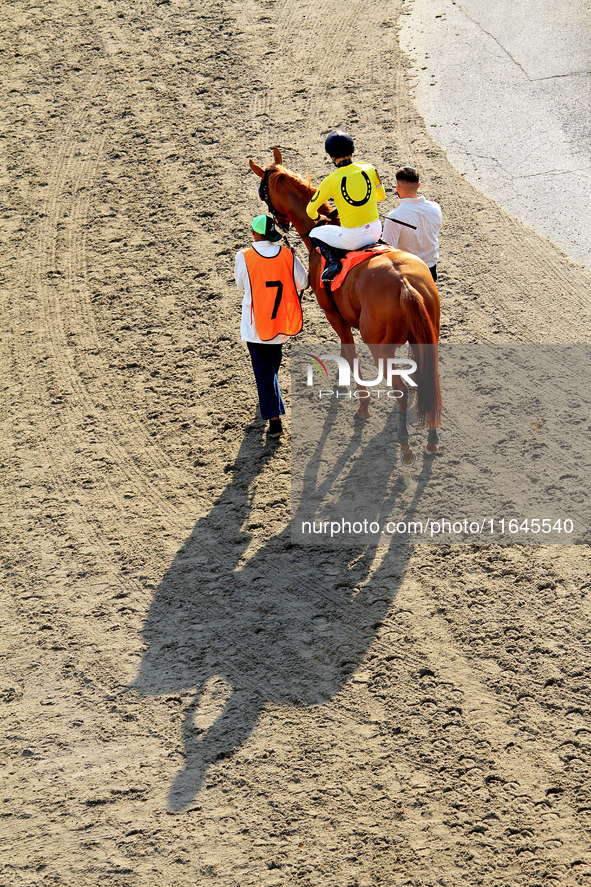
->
[257,166,338,251]
[258,168,292,233]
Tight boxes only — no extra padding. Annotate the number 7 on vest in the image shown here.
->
[266,280,283,319]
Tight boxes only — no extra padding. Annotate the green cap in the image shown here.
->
[252,214,282,242]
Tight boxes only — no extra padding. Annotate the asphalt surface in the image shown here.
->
[400,0,591,270]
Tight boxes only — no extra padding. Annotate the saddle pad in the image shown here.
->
[318,244,394,290]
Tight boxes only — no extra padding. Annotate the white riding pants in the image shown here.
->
[311,219,382,251]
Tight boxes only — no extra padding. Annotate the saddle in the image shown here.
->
[317,243,394,290]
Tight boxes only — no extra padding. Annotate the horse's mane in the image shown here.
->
[272,164,313,195]
[272,164,332,216]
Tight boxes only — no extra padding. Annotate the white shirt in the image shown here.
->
[382,196,442,267]
[235,240,309,344]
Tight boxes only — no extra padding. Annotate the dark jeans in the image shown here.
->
[429,264,437,283]
[247,341,285,420]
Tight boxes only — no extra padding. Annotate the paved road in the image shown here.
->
[400,0,591,269]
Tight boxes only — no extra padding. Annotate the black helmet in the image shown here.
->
[324,130,354,158]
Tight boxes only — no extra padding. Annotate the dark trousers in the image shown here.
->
[429,264,437,283]
[247,342,285,420]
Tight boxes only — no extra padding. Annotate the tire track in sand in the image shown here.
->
[33,99,197,531]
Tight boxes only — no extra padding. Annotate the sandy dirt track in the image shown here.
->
[2,0,591,884]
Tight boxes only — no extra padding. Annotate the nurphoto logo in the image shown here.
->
[304,353,417,398]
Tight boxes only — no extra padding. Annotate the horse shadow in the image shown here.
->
[132,410,436,811]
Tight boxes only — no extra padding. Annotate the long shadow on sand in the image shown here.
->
[132,412,436,811]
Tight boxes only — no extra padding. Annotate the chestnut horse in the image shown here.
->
[249,147,442,462]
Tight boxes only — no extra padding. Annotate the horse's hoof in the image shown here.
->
[356,408,369,420]
[425,444,439,455]
[400,449,416,467]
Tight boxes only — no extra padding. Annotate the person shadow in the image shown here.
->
[132,407,437,812]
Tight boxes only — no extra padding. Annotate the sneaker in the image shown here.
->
[268,418,283,438]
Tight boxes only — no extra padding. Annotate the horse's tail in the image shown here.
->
[399,277,442,428]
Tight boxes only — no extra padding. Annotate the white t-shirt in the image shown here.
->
[235,240,309,344]
[382,196,442,267]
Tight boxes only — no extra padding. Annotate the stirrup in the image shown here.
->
[321,261,342,283]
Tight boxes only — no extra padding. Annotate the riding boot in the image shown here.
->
[321,251,345,283]
[310,238,348,283]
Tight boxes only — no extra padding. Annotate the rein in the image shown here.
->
[257,167,343,314]
[259,167,339,236]
[258,168,291,233]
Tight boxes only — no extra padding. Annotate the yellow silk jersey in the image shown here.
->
[306,161,386,228]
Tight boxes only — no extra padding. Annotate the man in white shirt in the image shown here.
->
[235,214,309,438]
[382,167,442,282]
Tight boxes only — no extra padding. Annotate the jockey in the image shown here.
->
[306,130,386,283]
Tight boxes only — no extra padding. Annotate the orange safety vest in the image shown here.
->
[243,246,303,341]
